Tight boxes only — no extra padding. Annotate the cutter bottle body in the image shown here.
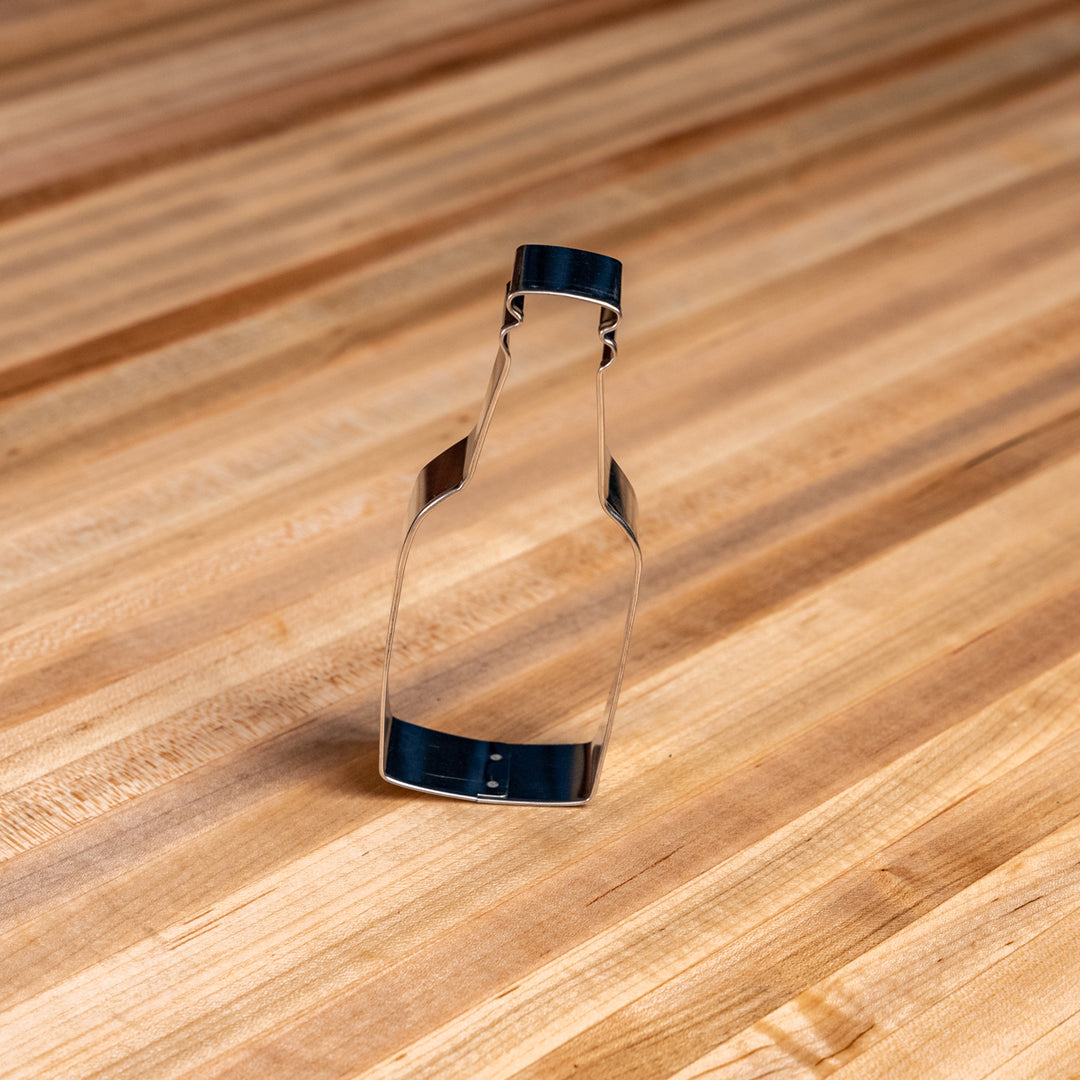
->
[379,244,641,805]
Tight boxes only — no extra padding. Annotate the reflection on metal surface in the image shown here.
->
[380,245,642,805]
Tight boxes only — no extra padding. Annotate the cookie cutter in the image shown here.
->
[380,244,641,805]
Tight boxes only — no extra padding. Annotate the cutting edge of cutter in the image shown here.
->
[379,244,642,806]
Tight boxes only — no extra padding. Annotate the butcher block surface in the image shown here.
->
[3,0,1080,1076]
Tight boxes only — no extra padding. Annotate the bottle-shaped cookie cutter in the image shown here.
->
[380,244,641,804]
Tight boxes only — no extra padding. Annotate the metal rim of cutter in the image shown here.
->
[379,244,642,805]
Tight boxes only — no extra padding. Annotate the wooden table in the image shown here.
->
[4,1,1080,1076]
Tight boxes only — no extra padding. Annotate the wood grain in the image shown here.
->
[3,0,1080,1076]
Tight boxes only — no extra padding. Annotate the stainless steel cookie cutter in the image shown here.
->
[380,244,641,805]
